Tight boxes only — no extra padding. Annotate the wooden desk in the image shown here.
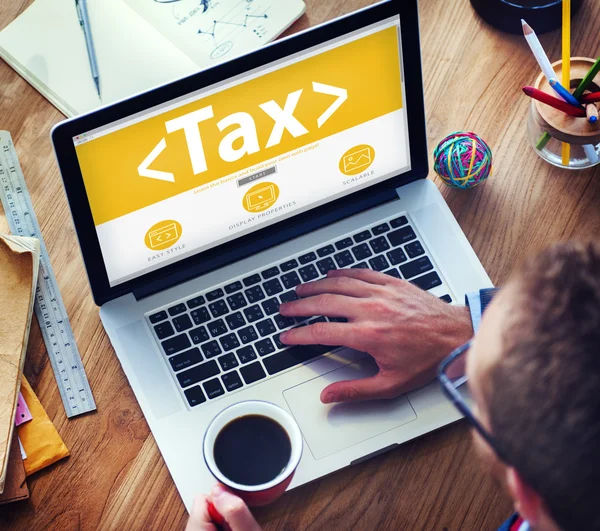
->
[1,0,599,529]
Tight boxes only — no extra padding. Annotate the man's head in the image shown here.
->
[467,242,600,531]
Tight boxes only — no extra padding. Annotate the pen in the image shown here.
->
[75,0,101,98]
[549,79,581,107]
[522,87,586,117]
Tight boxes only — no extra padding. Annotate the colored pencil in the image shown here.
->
[573,57,600,100]
[521,20,557,83]
[586,103,599,123]
[522,86,586,117]
[583,144,599,164]
[561,0,571,165]
[580,92,600,104]
[549,79,581,107]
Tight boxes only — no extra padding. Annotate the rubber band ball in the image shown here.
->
[433,132,493,189]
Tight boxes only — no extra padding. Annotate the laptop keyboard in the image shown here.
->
[146,214,453,409]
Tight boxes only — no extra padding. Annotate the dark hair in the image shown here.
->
[488,242,600,531]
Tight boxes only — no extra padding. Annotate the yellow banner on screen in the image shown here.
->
[76,26,403,226]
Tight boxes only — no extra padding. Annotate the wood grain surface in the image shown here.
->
[1,0,599,529]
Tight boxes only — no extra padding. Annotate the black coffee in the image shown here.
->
[213,414,292,486]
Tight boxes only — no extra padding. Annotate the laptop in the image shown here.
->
[51,0,492,511]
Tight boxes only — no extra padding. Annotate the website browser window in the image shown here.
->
[74,16,410,287]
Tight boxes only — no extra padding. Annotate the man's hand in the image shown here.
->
[279,269,473,404]
[185,485,262,531]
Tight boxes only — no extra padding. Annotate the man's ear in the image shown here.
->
[506,467,543,526]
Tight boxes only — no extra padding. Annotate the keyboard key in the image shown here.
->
[390,215,408,228]
[224,281,243,294]
[256,338,276,356]
[388,226,417,246]
[282,271,301,289]
[400,257,434,280]
[335,237,354,250]
[222,371,243,392]
[411,271,442,291]
[240,362,266,384]
[298,252,316,264]
[273,333,285,349]
[218,352,239,371]
[149,310,168,324]
[162,334,191,356]
[370,236,390,254]
[236,345,257,364]
[191,307,211,325]
[154,321,174,340]
[299,264,319,282]
[334,250,355,268]
[209,299,228,318]
[263,344,334,375]
[351,262,369,269]
[261,266,280,279]
[168,303,186,317]
[256,318,277,337]
[184,386,206,407]
[317,244,335,257]
[372,222,390,235]
[189,326,210,344]
[405,240,425,259]
[264,278,284,296]
[238,326,258,344]
[316,257,336,275]
[369,255,390,272]
[280,291,299,303]
[328,317,348,323]
[206,288,224,302]
[384,268,401,278]
[352,243,373,261]
[308,316,327,325]
[186,296,205,309]
[262,297,280,315]
[173,314,193,333]
[201,340,222,358]
[177,360,220,387]
[274,314,295,330]
[353,230,371,243]
[440,294,453,303]
[169,347,203,372]
[219,333,240,352]
[227,293,247,311]
[387,248,408,265]
[203,378,225,399]
[208,319,228,337]
[243,274,261,287]
[244,304,264,322]
[280,259,298,272]
[226,312,246,330]
[245,285,266,303]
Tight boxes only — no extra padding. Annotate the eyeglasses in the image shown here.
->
[437,340,508,464]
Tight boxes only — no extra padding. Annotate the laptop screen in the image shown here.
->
[73,15,410,287]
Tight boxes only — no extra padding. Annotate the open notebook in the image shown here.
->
[0,0,305,117]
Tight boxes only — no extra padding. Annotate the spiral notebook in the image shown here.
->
[0,0,306,117]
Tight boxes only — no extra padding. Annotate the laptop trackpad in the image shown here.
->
[283,357,417,460]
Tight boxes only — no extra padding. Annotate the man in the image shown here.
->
[187,241,600,531]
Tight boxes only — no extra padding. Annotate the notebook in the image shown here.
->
[0,235,40,494]
[0,0,306,117]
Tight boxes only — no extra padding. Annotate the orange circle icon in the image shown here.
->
[144,220,182,251]
[242,181,280,213]
[339,144,375,176]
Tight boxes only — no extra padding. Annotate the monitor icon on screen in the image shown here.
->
[243,182,280,213]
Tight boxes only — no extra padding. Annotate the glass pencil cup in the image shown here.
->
[527,58,600,169]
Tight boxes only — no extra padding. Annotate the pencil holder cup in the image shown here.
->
[527,57,600,169]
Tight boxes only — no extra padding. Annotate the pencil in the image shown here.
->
[573,57,600,100]
[521,20,557,83]
[522,87,586,116]
[586,103,599,123]
[549,79,581,107]
[580,92,600,104]
[561,0,571,165]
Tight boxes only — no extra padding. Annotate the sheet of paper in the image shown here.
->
[14,393,32,427]
[0,0,198,116]
[123,0,306,67]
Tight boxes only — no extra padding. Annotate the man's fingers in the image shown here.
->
[320,374,400,404]
[327,268,392,285]
[186,495,216,531]
[295,276,380,299]
[281,321,359,349]
[280,293,361,320]
[210,485,262,531]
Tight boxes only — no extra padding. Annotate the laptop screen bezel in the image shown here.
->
[51,0,428,306]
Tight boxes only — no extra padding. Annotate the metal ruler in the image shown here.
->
[0,131,96,418]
